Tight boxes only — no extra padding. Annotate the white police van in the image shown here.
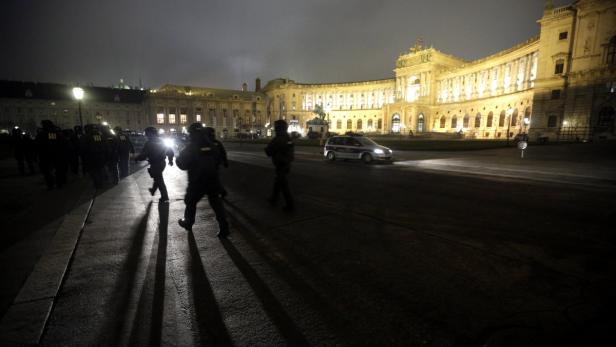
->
[323,135,393,163]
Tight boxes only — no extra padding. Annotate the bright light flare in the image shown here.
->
[163,138,175,148]
[374,148,384,154]
[72,87,84,100]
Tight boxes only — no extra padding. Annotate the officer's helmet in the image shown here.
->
[274,119,288,134]
[144,127,158,138]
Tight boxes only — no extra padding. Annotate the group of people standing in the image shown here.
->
[12,118,296,239]
[11,120,135,190]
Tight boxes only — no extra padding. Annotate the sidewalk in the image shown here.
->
[1,166,340,346]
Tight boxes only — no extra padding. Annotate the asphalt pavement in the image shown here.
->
[1,142,615,346]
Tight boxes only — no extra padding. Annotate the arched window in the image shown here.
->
[475,113,481,128]
[440,116,446,128]
[357,119,363,130]
[392,114,401,133]
[377,119,383,129]
[346,119,352,130]
[487,112,494,127]
[499,110,506,127]
[524,107,531,125]
[607,36,616,65]
[451,116,458,129]
[463,114,470,128]
[417,113,425,132]
[367,119,373,129]
[511,109,518,126]
[337,119,342,129]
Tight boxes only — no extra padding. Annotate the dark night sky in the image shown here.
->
[0,0,570,90]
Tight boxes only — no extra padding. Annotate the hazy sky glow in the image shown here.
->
[0,0,570,89]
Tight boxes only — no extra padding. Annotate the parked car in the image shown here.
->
[323,135,393,163]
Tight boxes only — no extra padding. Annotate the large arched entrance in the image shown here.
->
[391,114,401,133]
[417,113,425,133]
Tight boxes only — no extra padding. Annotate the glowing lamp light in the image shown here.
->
[374,148,384,154]
[102,121,109,126]
[163,138,175,148]
[72,87,84,100]
[563,120,569,126]
[524,118,530,125]
[158,129,165,134]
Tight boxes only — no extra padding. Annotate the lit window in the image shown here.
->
[157,113,164,124]
[336,120,342,129]
[168,113,176,124]
[347,119,352,129]
[554,59,565,74]
[357,119,363,130]
[180,114,187,124]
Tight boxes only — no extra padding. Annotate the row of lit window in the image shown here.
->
[331,118,383,130]
[438,112,528,129]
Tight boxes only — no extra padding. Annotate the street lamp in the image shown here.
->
[72,87,84,128]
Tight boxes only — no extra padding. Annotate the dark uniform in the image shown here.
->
[12,127,34,175]
[35,120,68,189]
[102,127,120,185]
[62,128,79,175]
[203,127,229,198]
[115,127,135,178]
[177,124,229,237]
[265,120,295,210]
[136,127,174,202]
[80,124,107,189]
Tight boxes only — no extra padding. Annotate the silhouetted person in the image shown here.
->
[23,132,37,174]
[136,127,173,203]
[177,124,229,237]
[203,127,229,198]
[35,120,68,189]
[62,128,79,175]
[114,126,134,178]
[102,126,119,185]
[11,127,27,175]
[80,124,107,189]
[265,119,295,211]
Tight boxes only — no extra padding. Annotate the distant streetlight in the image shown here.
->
[72,87,84,128]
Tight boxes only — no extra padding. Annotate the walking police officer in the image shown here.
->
[114,126,134,179]
[177,124,229,237]
[80,124,107,189]
[135,127,174,203]
[35,120,68,190]
[265,119,295,211]
[203,127,229,198]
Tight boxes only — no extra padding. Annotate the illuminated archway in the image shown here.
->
[417,113,425,132]
[392,113,401,133]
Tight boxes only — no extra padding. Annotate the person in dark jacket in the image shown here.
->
[177,124,229,237]
[114,126,134,179]
[80,124,107,189]
[203,127,229,198]
[23,131,37,174]
[12,127,27,175]
[102,126,119,185]
[265,119,295,211]
[35,120,69,189]
[135,127,174,203]
[62,128,79,175]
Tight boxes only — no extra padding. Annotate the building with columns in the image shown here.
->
[2,0,615,141]
[262,0,616,141]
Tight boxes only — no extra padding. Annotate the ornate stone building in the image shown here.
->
[263,0,616,141]
[2,0,614,141]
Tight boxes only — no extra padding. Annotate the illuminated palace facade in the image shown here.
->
[262,0,616,140]
[1,1,615,140]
